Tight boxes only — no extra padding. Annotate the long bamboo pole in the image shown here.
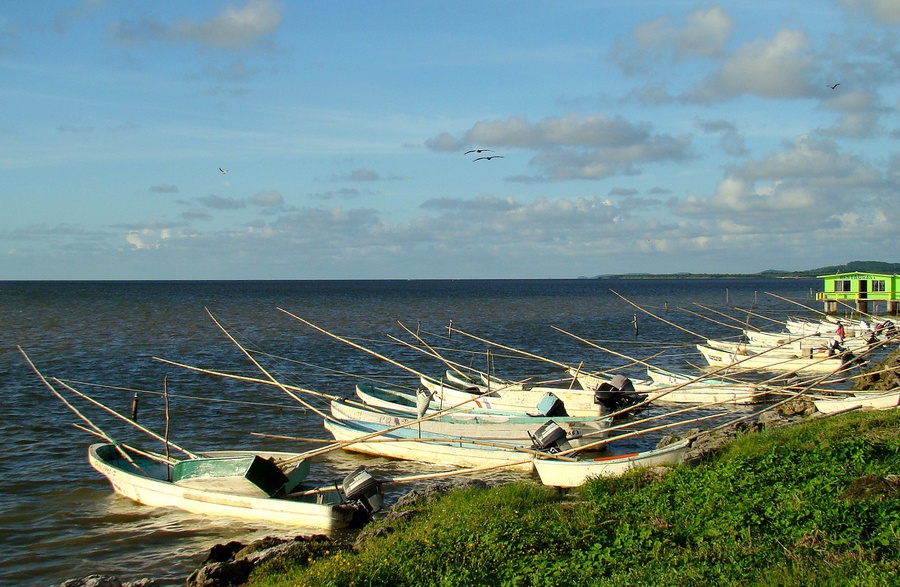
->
[53,378,199,459]
[19,347,155,473]
[269,309,587,462]
[675,306,745,333]
[610,289,707,340]
[732,306,786,327]
[206,309,334,422]
[693,302,763,332]
[764,291,826,316]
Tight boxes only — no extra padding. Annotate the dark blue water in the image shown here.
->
[1,278,823,586]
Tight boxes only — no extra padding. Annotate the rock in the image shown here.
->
[775,396,816,417]
[186,560,254,587]
[841,474,900,500]
[854,348,900,392]
[54,577,159,587]
[185,535,334,587]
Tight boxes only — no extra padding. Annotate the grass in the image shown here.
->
[245,408,900,587]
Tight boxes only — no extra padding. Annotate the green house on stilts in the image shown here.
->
[815,271,900,315]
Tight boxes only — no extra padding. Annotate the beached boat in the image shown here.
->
[533,438,691,488]
[88,443,379,530]
[570,368,769,405]
[330,398,611,447]
[171,451,311,498]
[355,383,440,415]
[695,343,862,374]
[356,383,578,419]
[743,329,873,351]
[322,418,546,472]
[813,390,900,414]
[419,375,612,417]
[785,316,872,338]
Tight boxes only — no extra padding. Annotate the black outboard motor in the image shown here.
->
[536,392,568,417]
[529,420,569,453]
[342,467,384,513]
[593,375,646,412]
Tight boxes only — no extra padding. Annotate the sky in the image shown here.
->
[1,1,899,279]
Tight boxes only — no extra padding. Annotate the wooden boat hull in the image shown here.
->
[420,376,607,417]
[813,391,900,414]
[744,329,871,351]
[330,399,611,447]
[172,454,291,498]
[573,368,767,405]
[322,418,537,472]
[88,444,358,530]
[695,343,859,374]
[533,439,691,488]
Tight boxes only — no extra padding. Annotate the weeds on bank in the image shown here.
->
[248,409,900,587]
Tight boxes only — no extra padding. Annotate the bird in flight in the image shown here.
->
[474,155,503,162]
[828,83,840,89]
[464,149,493,155]
[219,167,228,174]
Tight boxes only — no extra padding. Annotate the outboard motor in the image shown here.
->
[536,392,568,417]
[529,420,569,453]
[593,375,646,412]
[342,466,384,513]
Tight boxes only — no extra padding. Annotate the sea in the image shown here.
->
[1,277,832,586]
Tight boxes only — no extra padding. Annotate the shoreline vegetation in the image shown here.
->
[224,349,900,587]
[587,260,900,280]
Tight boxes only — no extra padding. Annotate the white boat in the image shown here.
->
[695,343,862,374]
[323,418,554,472]
[785,316,871,338]
[742,329,873,352]
[419,375,611,417]
[172,450,311,498]
[571,367,768,405]
[88,443,374,530]
[355,383,440,415]
[331,398,611,446]
[813,390,900,414]
[533,439,691,488]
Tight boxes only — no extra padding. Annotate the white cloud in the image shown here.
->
[251,190,283,207]
[688,29,817,101]
[611,5,734,74]
[109,0,283,50]
[840,0,900,23]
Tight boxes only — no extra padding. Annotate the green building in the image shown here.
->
[816,271,900,315]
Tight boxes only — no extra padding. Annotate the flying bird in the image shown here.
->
[219,167,228,174]
[473,155,504,162]
[828,83,840,89]
[464,149,493,155]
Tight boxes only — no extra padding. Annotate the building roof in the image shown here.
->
[817,271,898,279]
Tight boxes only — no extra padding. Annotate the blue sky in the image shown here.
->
[1,1,898,279]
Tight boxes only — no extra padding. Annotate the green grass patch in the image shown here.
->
[247,409,900,587]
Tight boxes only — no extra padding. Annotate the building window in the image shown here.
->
[872,280,886,292]
[834,280,852,292]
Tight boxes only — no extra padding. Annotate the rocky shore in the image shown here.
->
[53,349,900,587]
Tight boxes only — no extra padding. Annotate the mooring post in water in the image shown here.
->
[726,287,730,305]
[631,314,639,336]
[664,301,669,313]
[130,392,139,422]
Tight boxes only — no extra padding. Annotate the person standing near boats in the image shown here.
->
[827,321,846,356]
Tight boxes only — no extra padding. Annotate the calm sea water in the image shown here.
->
[1,278,825,586]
